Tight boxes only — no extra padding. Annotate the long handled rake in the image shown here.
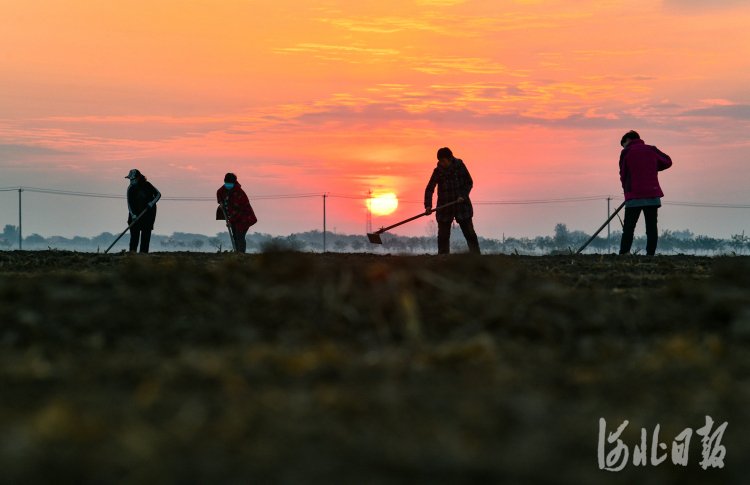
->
[104,207,151,254]
[367,200,460,244]
[576,200,626,254]
[219,205,237,252]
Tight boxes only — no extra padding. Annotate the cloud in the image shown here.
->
[0,144,73,159]
[580,75,658,82]
[416,0,470,5]
[274,44,400,56]
[412,57,508,75]
[700,99,734,106]
[315,12,572,37]
[680,104,750,120]
[662,0,748,12]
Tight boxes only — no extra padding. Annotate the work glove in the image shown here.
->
[130,212,137,220]
[148,201,155,208]
[424,207,432,215]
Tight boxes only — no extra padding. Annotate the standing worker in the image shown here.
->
[424,147,481,255]
[216,173,257,253]
[125,169,161,253]
[618,130,672,256]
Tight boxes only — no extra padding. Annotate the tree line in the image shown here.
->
[1,223,748,255]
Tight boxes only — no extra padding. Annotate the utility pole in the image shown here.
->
[18,188,23,250]
[365,189,372,234]
[607,197,611,252]
[323,194,326,253]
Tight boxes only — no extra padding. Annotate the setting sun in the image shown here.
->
[367,193,399,216]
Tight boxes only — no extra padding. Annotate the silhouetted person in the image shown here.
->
[125,169,161,253]
[424,147,481,255]
[216,173,257,252]
[618,131,672,255]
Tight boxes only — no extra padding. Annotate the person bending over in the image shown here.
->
[424,147,481,255]
[618,130,672,256]
[125,169,161,253]
[217,173,257,253]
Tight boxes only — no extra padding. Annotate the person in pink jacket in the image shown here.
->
[618,130,673,255]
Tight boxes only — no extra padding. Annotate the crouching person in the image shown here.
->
[217,173,257,252]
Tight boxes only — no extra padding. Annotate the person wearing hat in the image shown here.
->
[125,169,161,253]
[216,173,257,253]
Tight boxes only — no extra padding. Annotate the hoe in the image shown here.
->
[367,200,459,244]
[576,200,626,254]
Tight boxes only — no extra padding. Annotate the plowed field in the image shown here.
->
[1,251,748,484]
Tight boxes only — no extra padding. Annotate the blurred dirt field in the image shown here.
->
[1,250,749,484]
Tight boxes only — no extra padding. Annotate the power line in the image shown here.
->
[8,187,326,201]
[664,201,750,209]
[472,196,608,205]
[4,186,750,208]
[24,188,126,199]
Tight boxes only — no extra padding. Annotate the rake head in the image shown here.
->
[367,233,383,244]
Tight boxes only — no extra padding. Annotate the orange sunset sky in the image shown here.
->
[1,0,749,239]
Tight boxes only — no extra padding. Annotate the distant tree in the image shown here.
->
[534,236,555,252]
[608,230,623,252]
[24,233,47,245]
[2,225,19,241]
[655,230,675,254]
[190,239,205,251]
[630,235,647,255]
[246,239,259,252]
[91,232,116,245]
[504,237,520,254]
[71,236,91,246]
[673,229,694,240]
[568,230,590,251]
[707,237,724,255]
[519,237,536,254]
[207,237,223,251]
[0,238,11,249]
[730,232,748,255]
[694,235,713,255]
[406,237,421,253]
[261,236,289,252]
[286,234,307,251]
[588,236,608,253]
[479,238,500,254]
[675,236,696,254]
[333,240,348,252]
[309,242,323,252]
[553,223,570,250]
[161,238,185,250]
[351,239,364,252]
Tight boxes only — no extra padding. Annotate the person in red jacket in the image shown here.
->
[618,130,672,255]
[216,173,257,252]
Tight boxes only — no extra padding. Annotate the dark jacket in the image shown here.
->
[127,180,160,230]
[216,182,257,232]
[619,139,672,200]
[424,158,474,223]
